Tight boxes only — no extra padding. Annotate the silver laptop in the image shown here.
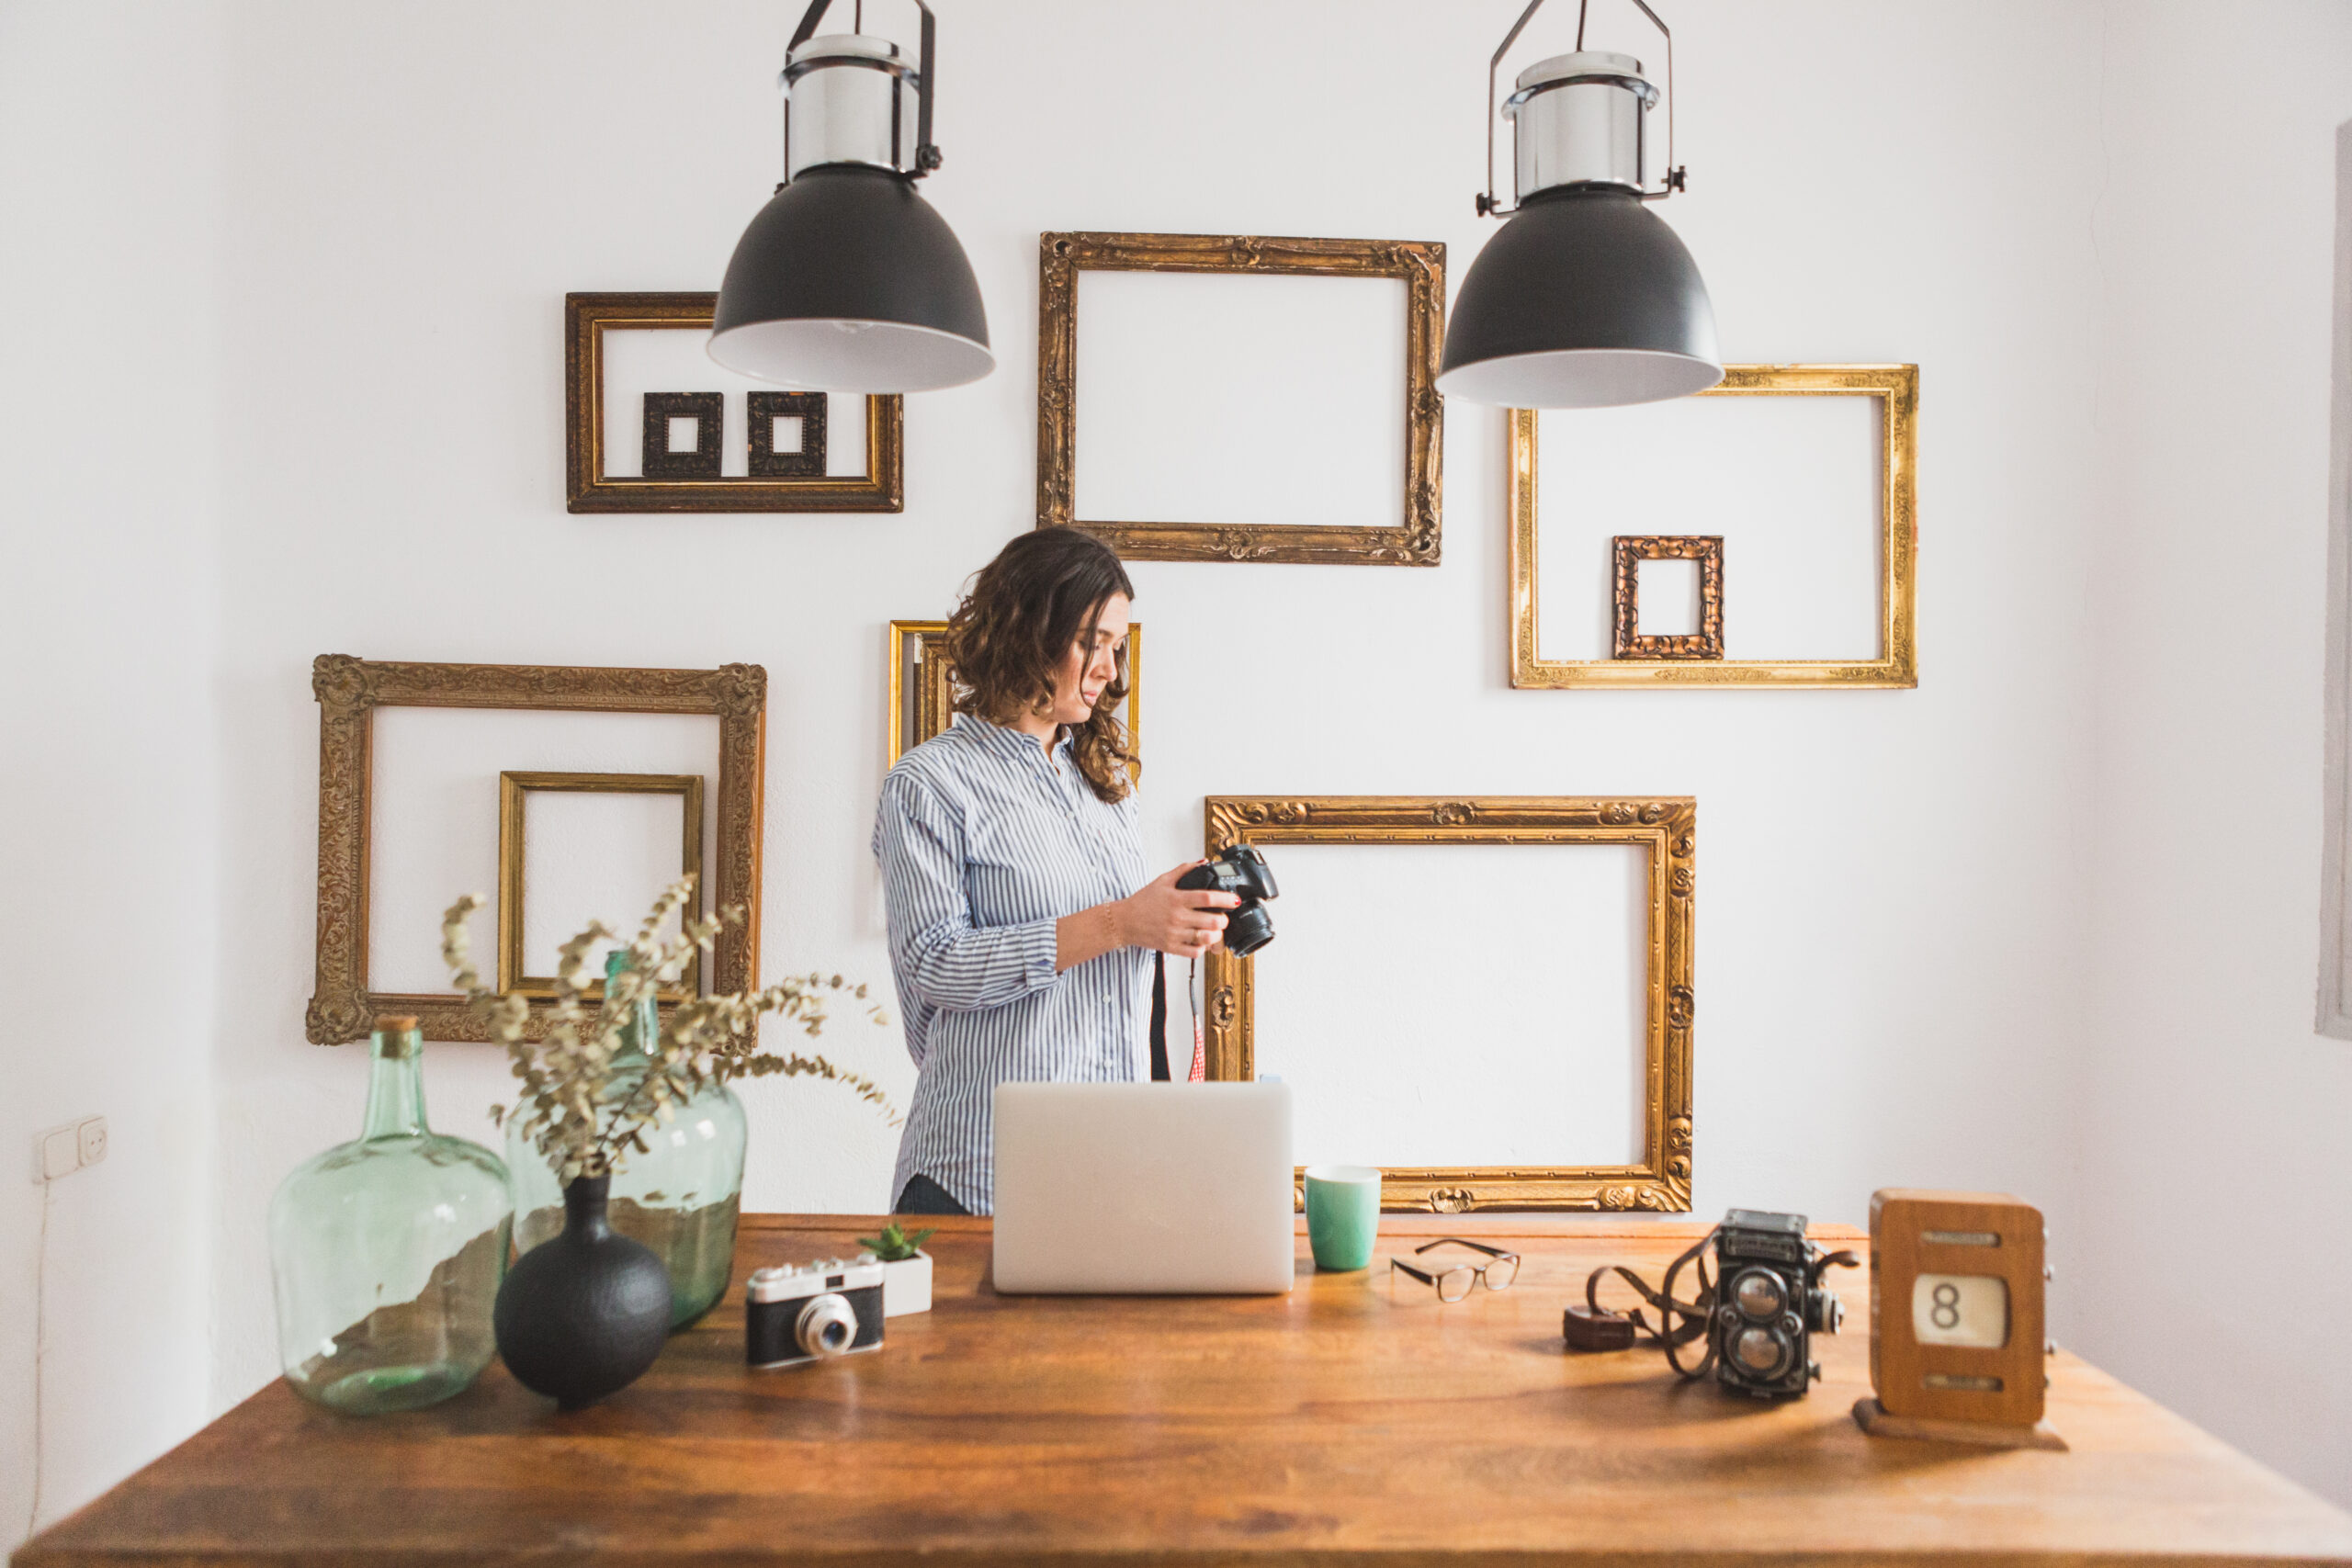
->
[991,1081,1295,1294]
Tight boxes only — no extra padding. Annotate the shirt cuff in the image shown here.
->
[1013,916,1059,994]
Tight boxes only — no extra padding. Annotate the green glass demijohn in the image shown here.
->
[505,952,748,1328]
[267,1016,513,1414]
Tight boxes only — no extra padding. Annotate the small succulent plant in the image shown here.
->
[857,1221,936,1262]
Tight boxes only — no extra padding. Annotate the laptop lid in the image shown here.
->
[991,1081,1295,1295]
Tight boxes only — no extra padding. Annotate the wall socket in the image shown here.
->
[33,1116,107,1183]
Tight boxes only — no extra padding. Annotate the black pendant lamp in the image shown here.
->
[1437,0,1722,410]
[711,0,993,393]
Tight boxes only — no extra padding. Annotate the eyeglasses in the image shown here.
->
[1388,1238,1521,1303]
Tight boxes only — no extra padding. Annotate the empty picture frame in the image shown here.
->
[1613,536,1724,660]
[1511,364,1918,687]
[1199,795,1695,1213]
[496,772,705,1000]
[886,620,1144,770]
[1035,231,1445,565]
[306,656,765,1044]
[564,292,902,513]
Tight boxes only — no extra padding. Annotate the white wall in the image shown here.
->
[2077,0,2352,1508]
[6,0,2346,1546]
[0,0,223,1541]
[199,0,2105,1416]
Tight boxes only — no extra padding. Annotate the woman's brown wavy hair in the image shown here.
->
[945,527,1137,804]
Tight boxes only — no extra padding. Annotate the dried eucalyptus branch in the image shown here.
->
[441,875,895,1183]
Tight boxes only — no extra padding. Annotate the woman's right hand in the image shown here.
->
[1118,862,1240,959]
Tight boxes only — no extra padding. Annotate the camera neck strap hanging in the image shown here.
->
[1569,1226,1722,1378]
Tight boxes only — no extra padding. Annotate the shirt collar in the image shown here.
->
[958,712,1073,764]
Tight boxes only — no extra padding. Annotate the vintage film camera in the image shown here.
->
[1708,1209,1858,1398]
[1175,842,1279,955]
[745,1257,886,1369]
[1565,1207,1857,1400]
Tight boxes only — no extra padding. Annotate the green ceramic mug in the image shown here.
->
[1304,1165,1383,1271]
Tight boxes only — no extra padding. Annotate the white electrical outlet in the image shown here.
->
[32,1115,106,1182]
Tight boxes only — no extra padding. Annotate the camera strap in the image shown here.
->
[1570,1227,1721,1380]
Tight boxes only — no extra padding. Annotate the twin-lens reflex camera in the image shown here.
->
[745,1256,886,1369]
[1709,1209,1858,1399]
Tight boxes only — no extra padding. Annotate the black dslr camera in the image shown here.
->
[1708,1209,1857,1399]
[1176,843,1279,955]
[745,1257,885,1369]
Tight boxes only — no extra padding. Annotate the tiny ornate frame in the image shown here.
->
[1511,364,1918,687]
[565,292,901,513]
[885,621,1144,771]
[305,656,765,1044]
[641,392,722,479]
[1035,231,1445,565]
[496,771,706,1001]
[1612,536,1724,660]
[747,390,828,479]
[1200,795,1695,1213]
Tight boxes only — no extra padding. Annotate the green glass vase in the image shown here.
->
[506,953,747,1329]
[267,1017,512,1413]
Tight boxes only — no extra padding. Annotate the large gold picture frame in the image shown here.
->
[1035,231,1445,565]
[564,292,904,513]
[305,656,764,1044]
[1510,363,1918,687]
[885,620,1144,771]
[495,771,705,1001]
[1201,795,1695,1213]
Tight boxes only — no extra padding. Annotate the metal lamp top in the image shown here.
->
[1504,49,1656,198]
[784,31,923,181]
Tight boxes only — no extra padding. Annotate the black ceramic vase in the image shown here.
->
[492,1175,670,1410]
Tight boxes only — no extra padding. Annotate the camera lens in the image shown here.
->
[1732,1269,1785,1320]
[1733,1325,1785,1375]
[795,1292,857,1357]
[1226,902,1275,955]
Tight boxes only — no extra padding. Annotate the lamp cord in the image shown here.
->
[21,1178,51,1544]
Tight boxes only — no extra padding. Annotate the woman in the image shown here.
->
[873,527,1238,1215]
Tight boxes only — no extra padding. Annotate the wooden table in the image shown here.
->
[20,1214,2352,1566]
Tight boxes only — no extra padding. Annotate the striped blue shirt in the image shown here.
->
[873,714,1150,1213]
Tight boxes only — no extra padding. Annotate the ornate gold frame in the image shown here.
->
[1035,231,1445,565]
[885,620,1143,771]
[496,771,705,1000]
[564,292,903,513]
[1510,364,1918,687]
[305,657,764,1044]
[1200,795,1695,1213]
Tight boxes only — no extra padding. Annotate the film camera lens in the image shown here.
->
[796,1294,858,1358]
[1733,1325,1786,1375]
[1732,1269,1786,1319]
[1176,843,1280,955]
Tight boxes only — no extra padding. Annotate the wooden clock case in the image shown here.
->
[1856,1189,2066,1451]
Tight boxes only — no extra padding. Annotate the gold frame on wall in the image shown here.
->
[1200,795,1695,1213]
[1035,231,1445,565]
[1510,363,1919,687]
[885,620,1144,771]
[305,656,764,1044]
[564,292,904,513]
[496,771,706,1000]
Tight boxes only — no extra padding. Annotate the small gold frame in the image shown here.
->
[496,771,706,1000]
[1613,536,1724,660]
[1036,231,1445,565]
[1511,364,1918,687]
[1200,795,1695,1213]
[885,620,1144,771]
[305,656,765,1045]
[564,292,903,513]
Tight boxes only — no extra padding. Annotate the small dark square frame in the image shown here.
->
[565,292,902,513]
[642,392,722,479]
[748,390,828,478]
[1612,536,1724,660]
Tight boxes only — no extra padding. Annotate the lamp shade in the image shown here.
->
[709,164,994,393]
[1436,186,1722,410]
